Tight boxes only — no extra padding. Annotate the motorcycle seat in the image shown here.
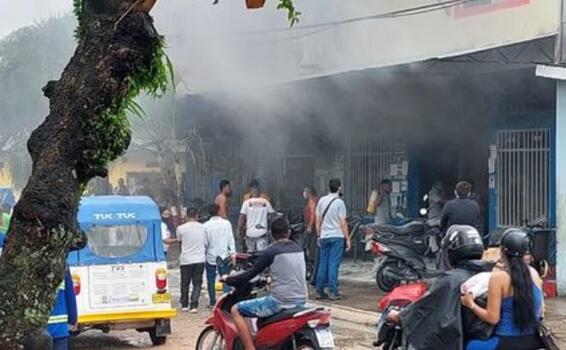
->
[256,306,307,329]
[377,221,425,236]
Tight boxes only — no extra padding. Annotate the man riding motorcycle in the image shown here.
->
[387,225,492,350]
[226,215,308,350]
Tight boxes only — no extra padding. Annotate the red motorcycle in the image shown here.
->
[374,282,428,350]
[195,257,335,350]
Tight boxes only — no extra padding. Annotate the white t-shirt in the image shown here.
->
[176,221,206,265]
[240,197,275,238]
[316,193,347,239]
[161,222,171,252]
[204,216,236,266]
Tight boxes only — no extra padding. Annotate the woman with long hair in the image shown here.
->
[461,229,544,350]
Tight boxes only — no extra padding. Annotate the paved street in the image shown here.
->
[71,306,378,349]
[70,262,380,349]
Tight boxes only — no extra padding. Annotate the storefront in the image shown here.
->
[169,0,565,294]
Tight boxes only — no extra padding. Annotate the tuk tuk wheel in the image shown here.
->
[149,327,167,346]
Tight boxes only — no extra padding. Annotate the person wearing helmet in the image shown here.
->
[461,229,544,350]
[443,225,486,266]
[389,225,491,350]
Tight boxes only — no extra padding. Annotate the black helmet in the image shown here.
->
[487,227,507,247]
[445,225,484,261]
[501,228,531,257]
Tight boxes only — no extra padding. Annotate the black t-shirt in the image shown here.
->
[440,198,480,231]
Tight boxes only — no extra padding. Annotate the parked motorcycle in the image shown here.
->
[196,255,335,350]
[374,282,428,350]
[364,214,443,292]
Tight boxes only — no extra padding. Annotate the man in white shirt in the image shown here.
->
[176,208,206,312]
[237,184,275,253]
[204,204,236,308]
[315,178,350,301]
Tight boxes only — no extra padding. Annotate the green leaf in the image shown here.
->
[164,53,176,93]
[277,0,300,27]
[126,100,147,120]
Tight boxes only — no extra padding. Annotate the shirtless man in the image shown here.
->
[214,180,232,220]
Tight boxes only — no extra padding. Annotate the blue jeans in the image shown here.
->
[206,262,231,306]
[316,237,344,295]
[236,296,305,318]
[53,337,69,350]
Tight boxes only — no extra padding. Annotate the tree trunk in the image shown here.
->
[0,1,161,348]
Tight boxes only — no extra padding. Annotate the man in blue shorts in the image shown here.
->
[226,216,308,350]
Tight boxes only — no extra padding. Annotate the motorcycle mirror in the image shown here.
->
[419,208,428,216]
[423,194,429,202]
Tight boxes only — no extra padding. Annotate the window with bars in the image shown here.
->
[496,128,549,227]
[345,138,407,213]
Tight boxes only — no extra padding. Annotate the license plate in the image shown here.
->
[152,293,171,304]
[89,264,148,309]
[315,327,335,349]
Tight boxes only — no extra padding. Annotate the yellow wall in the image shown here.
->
[108,151,161,188]
[0,169,12,187]
[0,150,186,195]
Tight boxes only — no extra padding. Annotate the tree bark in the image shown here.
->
[0,1,161,348]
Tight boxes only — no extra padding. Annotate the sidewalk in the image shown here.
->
[545,298,566,343]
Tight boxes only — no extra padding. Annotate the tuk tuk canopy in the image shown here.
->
[70,196,165,266]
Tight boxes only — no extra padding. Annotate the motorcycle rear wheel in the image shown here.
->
[297,339,318,350]
[196,326,226,350]
[376,261,402,292]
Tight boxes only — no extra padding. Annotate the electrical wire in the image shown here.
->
[166,0,482,44]
[250,0,480,45]
[245,0,481,35]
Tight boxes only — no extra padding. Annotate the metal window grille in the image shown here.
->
[345,138,407,213]
[188,135,407,213]
[496,128,550,227]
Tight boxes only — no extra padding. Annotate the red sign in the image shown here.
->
[454,0,530,18]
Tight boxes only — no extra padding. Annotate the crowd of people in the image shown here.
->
[158,176,489,310]
[158,177,355,312]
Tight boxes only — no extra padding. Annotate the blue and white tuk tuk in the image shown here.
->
[69,196,176,345]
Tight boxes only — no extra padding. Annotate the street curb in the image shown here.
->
[308,301,380,327]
